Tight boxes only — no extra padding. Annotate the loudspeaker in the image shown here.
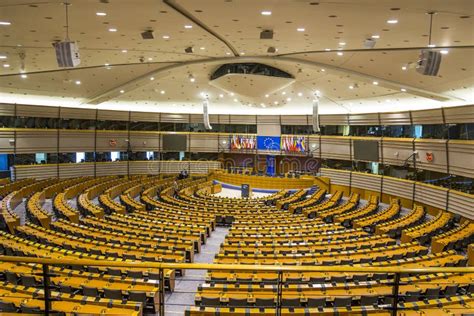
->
[141,30,155,40]
[53,41,80,68]
[267,47,277,53]
[203,98,212,130]
[363,38,376,49]
[416,50,442,76]
[312,98,320,133]
[260,30,274,39]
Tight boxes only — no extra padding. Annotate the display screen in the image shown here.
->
[353,140,379,161]
[162,134,187,151]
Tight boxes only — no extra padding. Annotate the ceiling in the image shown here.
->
[0,0,472,115]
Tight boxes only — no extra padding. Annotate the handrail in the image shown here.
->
[1,256,473,273]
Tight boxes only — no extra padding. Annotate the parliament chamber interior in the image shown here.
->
[0,0,473,315]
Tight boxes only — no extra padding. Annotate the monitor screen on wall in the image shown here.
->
[162,134,187,151]
[353,140,379,161]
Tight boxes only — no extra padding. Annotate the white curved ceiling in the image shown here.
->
[0,0,472,114]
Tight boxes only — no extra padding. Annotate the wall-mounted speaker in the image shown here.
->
[53,41,81,68]
[416,50,442,76]
[312,98,320,133]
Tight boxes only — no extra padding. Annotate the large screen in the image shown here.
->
[353,140,379,161]
[162,134,187,151]
[257,136,281,151]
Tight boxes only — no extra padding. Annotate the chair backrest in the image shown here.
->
[255,297,275,307]
[104,288,123,300]
[128,270,143,279]
[128,291,147,304]
[82,286,99,297]
[307,297,326,308]
[20,303,41,313]
[405,290,421,302]
[20,275,37,287]
[333,296,352,307]
[282,298,301,307]
[107,268,122,276]
[5,271,18,285]
[201,296,220,307]
[59,284,73,293]
[0,300,16,312]
[443,284,458,297]
[360,295,378,306]
[229,298,248,307]
[425,287,441,299]
[87,266,100,274]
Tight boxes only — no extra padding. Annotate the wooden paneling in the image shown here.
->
[96,161,128,176]
[320,114,348,126]
[411,108,444,125]
[16,130,58,153]
[444,105,474,124]
[60,107,96,120]
[130,111,160,123]
[17,105,59,118]
[448,191,474,220]
[414,139,448,173]
[380,112,411,125]
[59,163,95,178]
[129,132,160,152]
[415,183,448,211]
[320,136,351,160]
[95,130,129,152]
[189,133,219,152]
[382,138,414,166]
[97,110,129,121]
[160,113,189,123]
[59,130,95,153]
[448,140,474,178]
[348,113,379,125]
[0,103,16,117]
[256,115,279,125]
[281,115,308,125]
[0,130,15,153]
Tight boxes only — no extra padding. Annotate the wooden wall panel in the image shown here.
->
[411,108,444,125]
[189,134,219,152]
[129,132,160,152]
[160,113,189,123]
[0,103,16,116]
[0,130,15,153]
[281,115,308,125]
[414,139,448,174]
[17,105,58,118]
[320,136,351,160]
[97,110,129,121]
[60,107,96,120]
[382,138,414,166]
[380,112,411,125]
[448,140,474,178]
[16,130,58,153]
[320,114,348,126]
[415,183,448,211]
[130,111,160,123]
[444,105,474,124]
[348,113,379,125]
[59,163,95,178]
[95,131,129,152]
[448,191,474,220]
[96,161,128,176]
[59,130,95,153]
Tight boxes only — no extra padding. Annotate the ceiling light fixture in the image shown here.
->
[349,85,354,89]
[160,90,165,94]
[401,66,407,70]
[265,94,269,98]
[0,55,7,59]
[184,25,193,29]
[108,28,117,32]
[150,77,155,80]
[427,44,436,48]
[261,11,272,16]
[297,92,303,97]
[297,27,305,32]
[337,52,343,56]
[339,42,346,46]
[230,92,235,96]
[21,74,27,79]
[119,90,124,93]
[274,101,278,105]
[282,91,286,95]
[219,94,224,98]
[233,98,238,102]
[121,49,127,53]
[147,57,153,61]
[401,88,407,92]
[324,48,331,51]
[0,21,12,25]
[371,35,380,39]
[387,19,398,24]
[321,68,326,72]
[240,52,245,55]
[373,81,379,85]
[200,47,205,50]
[75,80,81,85]
[162,35,170,39]
[3,64,9,68]
[440,49,449,54]
[286,97,292,101]
[96,12,107,16]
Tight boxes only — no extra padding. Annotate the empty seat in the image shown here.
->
[128,291,147,305]
[333,296,352,307]
[353,274,368,282]
[360,295,378,307]
[309,277,325,284]
[90,249,102,256]
[20,304,41,313]
[106,268,122,276]
[20,275,38,287]
[0,300,17,312]
[123,254,137,260]
[307,297,326,308]
[282,297,301,307]
[5,271,18,285]
[228,298,248,307]
[443,284,458,297]
[127,270,143,279]
[104,288,123,300]
[425,287,441,299]
[372,273,388,281]
[59,284,73,294]
[404,290,421,302]
[200,296,220,307]
[87,266,100,274]
[255,297,275,307]
[82,286,99,297]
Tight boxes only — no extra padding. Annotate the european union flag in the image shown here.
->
[257,136,281,151]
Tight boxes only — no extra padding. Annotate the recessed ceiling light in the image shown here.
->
[401,66,407,70]
[230,92,235,96]
[96,12,107,16]
[440,50,449,55]
[225,52,231,55]
[387,19,398,24]
[297,28,305,32]
[75,80,81,85]
[120,90,124,93]
[371,35,380,39]
[219,94,224,98]
[282,91,286,95]
[108,28,118,32]
[0,21,12,26]
[286,97,292,101]
[324,48,331,51]
[261,11,272,16]
[339,42,346,46]
[321,68,326,72]
[297,92,303,97]
[0,55,7,59]
[20,74,27,79]
[121,49,127,53]
[233,98,238,102]
[150,77,155,80]
[427,44,436,48]
[401,88,407,92]
[160,90,165,94]
[274,101,278,105]
[162,35,170,39]
[349,85,354,89]
[385,99,391,102]
[337,52,343,56]
[373,81,379,85]
[240,52,245,55]
[184,25,193,29]
[200,47,205,50]
[148,57,153,61]
[262,104,266,108]
[3,64,9,68]
[265,94,269,98]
